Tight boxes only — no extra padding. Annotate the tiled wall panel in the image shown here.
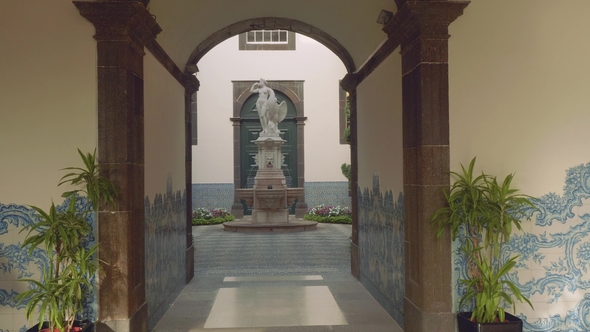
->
[145,177,186,331]
[358,174,404,327]
[0,197,96,332]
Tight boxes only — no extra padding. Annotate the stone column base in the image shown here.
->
[96,302,148,332]
[295,201,308,218]
[231,202,245,219]
[403,298,455,332]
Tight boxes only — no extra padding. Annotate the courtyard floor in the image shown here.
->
[152,223,403,332]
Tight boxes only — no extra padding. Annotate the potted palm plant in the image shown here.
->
[16,149,117,332]
[431,157,534,332]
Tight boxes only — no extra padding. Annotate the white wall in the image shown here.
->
[357,49,403,193]
[449,0,590,328]
[144,52,186,197]
[193,34,349,184]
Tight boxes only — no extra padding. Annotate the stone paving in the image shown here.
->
[152,223,403,332]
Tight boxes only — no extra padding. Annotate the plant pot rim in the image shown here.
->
[457,311,523,324]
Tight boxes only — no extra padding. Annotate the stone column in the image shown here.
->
[230,117,245,218]
[340,76,359,278]
[73,2,161,331]
[383,1,469,332]
[184,77,199,284]
[294,116,308,218]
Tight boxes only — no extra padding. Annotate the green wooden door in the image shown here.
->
[240,91,298,214]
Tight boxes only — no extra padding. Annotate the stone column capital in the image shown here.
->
[340,73,358,93]
[384,1,470,45]
[74,1,161,54]
[184,74,200,94]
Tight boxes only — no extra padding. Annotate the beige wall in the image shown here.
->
[449,0,590,322]
[193,34,349,183]
[0,1,97,330]
[144,52,186,197]
[357,49,403,193]
[449,0,590,196]
[0,0,97,207]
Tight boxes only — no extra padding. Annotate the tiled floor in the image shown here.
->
[152,224,403,332]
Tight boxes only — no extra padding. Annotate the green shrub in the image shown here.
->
[304,205,352,224]
[192,208,235,225]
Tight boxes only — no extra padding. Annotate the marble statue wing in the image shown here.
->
[277,101,287,123]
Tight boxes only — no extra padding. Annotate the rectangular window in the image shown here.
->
[239,30,296,51]
[246,29,289,44]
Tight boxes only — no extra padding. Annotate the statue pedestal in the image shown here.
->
[230,136,314,232]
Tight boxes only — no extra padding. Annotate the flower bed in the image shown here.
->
[304,205,352,224]
[192,208,235,225]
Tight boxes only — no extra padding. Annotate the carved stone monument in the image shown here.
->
[225,79,315,232]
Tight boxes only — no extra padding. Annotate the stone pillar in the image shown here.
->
[294,116,308,218]
[340,76,359,279]
[73,2,161,331]
[230,117,245,218]
[383,1,469,331]
[184,77,199,284]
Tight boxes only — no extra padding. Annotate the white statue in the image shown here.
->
[250,79,288,136]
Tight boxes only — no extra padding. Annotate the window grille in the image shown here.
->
[246,29,289,44]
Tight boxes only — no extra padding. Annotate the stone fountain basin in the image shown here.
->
[236,188,253,207]
[286,188,304,206]
[236,187,305,208]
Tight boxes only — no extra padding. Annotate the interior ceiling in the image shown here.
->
[147,0,397,70]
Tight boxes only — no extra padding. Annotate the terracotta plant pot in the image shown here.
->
[457,312,523,332]
[40,328,81,332]
[26,321,93,332]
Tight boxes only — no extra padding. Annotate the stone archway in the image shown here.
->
[187,19,360,273]
[185,17,355,74]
